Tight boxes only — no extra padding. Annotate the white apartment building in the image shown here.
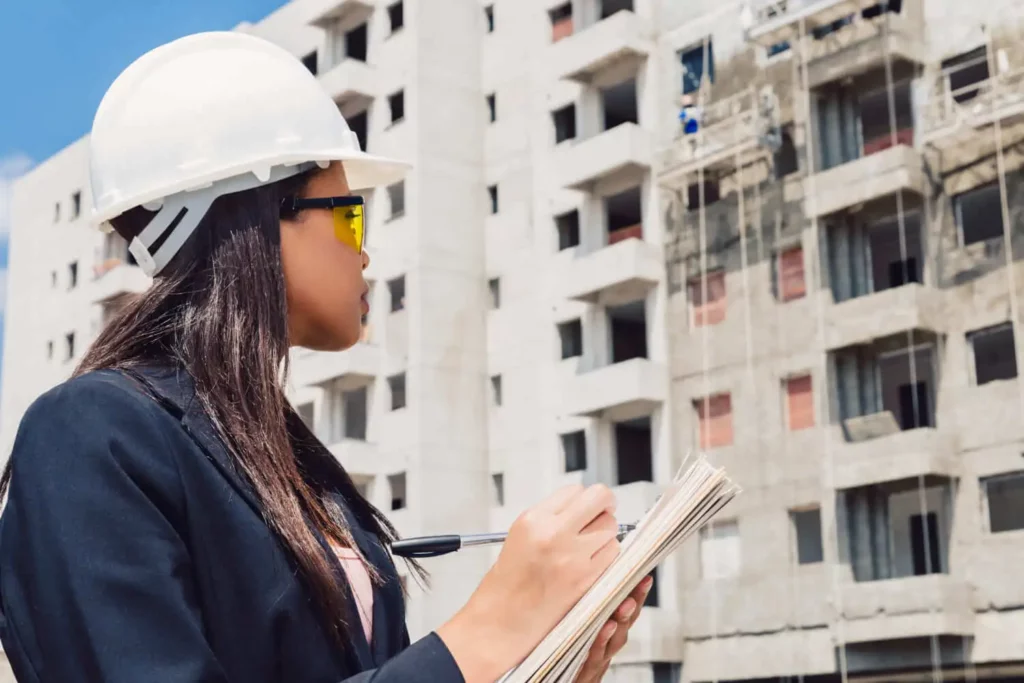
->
[5,0,1024,682]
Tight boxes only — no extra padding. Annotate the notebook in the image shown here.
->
[500,453,739,683]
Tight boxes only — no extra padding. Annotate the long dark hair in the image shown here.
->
[0,170,424,653]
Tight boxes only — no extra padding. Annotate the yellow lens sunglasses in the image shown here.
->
[280,195,366,253]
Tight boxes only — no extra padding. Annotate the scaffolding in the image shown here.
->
[660,85,782,188]
[920,47,1024,151]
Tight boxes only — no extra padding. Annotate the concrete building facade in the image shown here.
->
[3,0,1024,681]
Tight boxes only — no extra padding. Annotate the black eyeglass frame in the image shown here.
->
[280,195,368,252]
[280,195,365,214]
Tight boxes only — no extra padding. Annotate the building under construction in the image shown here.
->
[659,0,1024,681]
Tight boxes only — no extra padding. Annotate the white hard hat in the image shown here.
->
[88,31,410,276]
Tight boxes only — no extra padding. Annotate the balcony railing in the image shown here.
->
[920,55,1024,149]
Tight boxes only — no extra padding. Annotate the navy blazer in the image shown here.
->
[0,367,466,683]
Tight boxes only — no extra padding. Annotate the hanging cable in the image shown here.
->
[796,11,850,683]
[877,7,945,682]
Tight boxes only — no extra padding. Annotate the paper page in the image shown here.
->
[500,454,739,683]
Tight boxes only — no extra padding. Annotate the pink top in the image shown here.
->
[331,543,374,644]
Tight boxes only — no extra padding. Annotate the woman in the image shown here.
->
[0,32,652,683]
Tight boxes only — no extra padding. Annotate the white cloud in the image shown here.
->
[0,154,34,321]
[0,153,34,239]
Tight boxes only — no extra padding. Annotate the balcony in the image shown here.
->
[832,423,960,490]
[563,358,668,421]
[559,237,661,307]
[745,0,882,48]
[301,0,375,28]
[838,575,975,643]
[920,63,1024,151]
[319,57,376,109]
[825,283,945,350]
[804,12,925,89]
[289,343,380,388]
[556,123,653,192]
[549,10,653,83]
[805,144,926,218]
[89,261,150,304]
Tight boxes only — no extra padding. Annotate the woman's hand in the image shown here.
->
[436,484,621,683]
[572,576,654,683]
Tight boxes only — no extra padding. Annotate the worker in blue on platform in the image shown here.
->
[678,93,703,136]
[0,31,652,683]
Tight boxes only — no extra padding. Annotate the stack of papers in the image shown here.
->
[501,454,739,683]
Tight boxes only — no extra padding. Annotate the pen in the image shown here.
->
[390,523,638,559]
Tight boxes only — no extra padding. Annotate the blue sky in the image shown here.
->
[0,0,288,377]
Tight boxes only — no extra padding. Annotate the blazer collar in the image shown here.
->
[121,365,384,667]
[122,365,265,518]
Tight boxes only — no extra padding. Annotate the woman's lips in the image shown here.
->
[360,291,370,315]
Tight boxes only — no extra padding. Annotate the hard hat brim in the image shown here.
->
[90,149,411,226]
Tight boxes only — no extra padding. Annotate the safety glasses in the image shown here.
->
[281,195,366,253]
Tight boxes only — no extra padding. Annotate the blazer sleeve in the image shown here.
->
[0,374,231,683]
[342,628,466,683]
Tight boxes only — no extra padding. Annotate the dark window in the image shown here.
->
[389,373,407,410]
[652,663,681,683]
[46,340,54,360]
[492,472,504,506]
[897,381,931,430]
[71,191,82,219]
[342,387,368,440]
[599,0,633,19]
[488,185,499,214]
[970,323,1017,385]
[65,332,76,360]
[68,261,78,289]
[643,568,659,607]
[553,103,576,143]
[387,1,404,33]
[774,126,798,178]
[558,319,583,359]
[601,79,638,130]
[859,82,913,153]
[687,179,720,209]
[389,90,405,124]
[985,472,1024,533]
[942,46,989,104]
[909,512,941,575]
[387,180,405,218]
[388,276,406,312]
[296,402,315,429]
[679,41,714,95]
[550,3,572,22]
[556,210,580,250]
[956,181,1004,246]
[349,110,369,152]
[614,417,653,485]
[486,93,496,123]
[389,472,406,510]
[346,24,368,61]
[484,5,494,33]
[301,51,318,75]
[562,431,586,472]
[488,278,501,309]
[491,375,502,406]
[792,508,824,564]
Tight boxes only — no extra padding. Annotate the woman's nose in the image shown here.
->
[361,249,370,270]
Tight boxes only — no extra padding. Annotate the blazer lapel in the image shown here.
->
[125,366,265,518]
